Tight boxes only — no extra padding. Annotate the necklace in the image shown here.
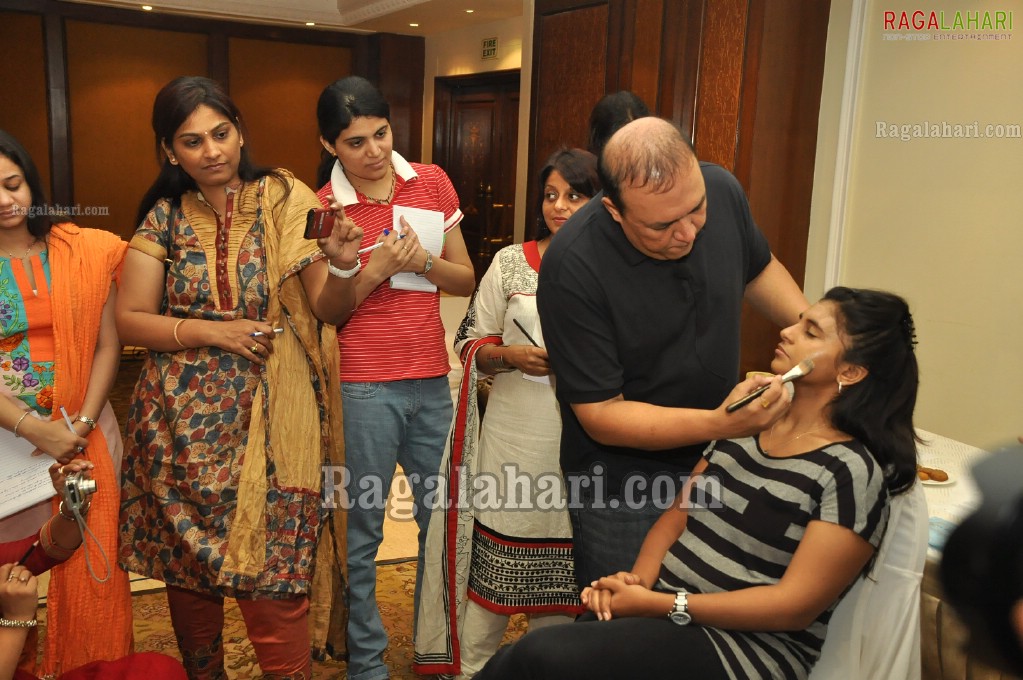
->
[357,164,396,205]
[762,422,829,454]
[0,238,38,260]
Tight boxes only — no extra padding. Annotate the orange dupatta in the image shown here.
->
[43,223,133,675]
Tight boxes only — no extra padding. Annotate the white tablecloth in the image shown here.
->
[916,428,988,560]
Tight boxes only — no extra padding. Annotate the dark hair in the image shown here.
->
[941,447,1023,674]
[134,76,286,227]
[0,129,53,238]
[824,286,920,495]
[598,118,695,217]
[315,76,391,187]
[587,91,651,157]
[534,148,600,240]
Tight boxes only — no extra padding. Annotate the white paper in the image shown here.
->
[390,206,444,293]
[0,412,57,520]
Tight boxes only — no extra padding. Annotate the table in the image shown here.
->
[916,430,1020,680]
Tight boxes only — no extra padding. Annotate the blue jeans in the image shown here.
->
[567,499,665,590]
[341,377,452,680]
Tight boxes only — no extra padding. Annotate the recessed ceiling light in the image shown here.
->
[466,9,474,13]
[306,21,315,26]
[409,23,419,27]
[141,4,153,9]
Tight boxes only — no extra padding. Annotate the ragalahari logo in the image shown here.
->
[883,10,1013,32]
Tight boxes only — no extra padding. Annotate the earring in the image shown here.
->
[168,157,178,165]
[837,379,843,394]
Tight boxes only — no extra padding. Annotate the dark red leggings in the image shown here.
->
[166,585,311,680]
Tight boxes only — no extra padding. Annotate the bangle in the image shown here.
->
[12,411,31,438]
[59,500,88,521]
[75,415,97,431]
[0,617,37,628]
[487,352,513,374]
[172,318,188,348]
[40,515,77,560]
[417,251,434,277]
[327,259,361,279]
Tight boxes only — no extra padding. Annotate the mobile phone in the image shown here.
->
[305,208,335,239]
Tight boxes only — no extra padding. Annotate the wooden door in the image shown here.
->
[433,70,520,281]
[530,0,831,377]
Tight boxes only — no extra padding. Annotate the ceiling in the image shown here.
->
[65,0,525,36]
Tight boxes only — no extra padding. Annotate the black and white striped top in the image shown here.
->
[658,436,889,680]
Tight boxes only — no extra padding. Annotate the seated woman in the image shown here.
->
[0,460,93,679]
[0,461,186,680]
[474,286,920,680]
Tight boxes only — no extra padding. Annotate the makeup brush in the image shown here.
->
[725,358,815,413]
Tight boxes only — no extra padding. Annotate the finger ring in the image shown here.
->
[18,576,29,583]
[75,446,84,453]
[761,398,771,409]
[6,574,14,582]
[250,345,259,353]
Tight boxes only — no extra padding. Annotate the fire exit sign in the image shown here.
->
[482,37,498,60]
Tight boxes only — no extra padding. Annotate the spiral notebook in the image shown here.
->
[0,412,57,519]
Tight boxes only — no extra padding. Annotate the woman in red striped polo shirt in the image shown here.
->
[315,76,476,680]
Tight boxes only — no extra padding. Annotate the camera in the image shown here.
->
[63,471,97,516]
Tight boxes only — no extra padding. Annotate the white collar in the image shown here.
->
[329,150,417,207]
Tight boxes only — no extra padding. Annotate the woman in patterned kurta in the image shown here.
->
[0,129,132,676]
[116,77,362,679]
[415,149,600,679]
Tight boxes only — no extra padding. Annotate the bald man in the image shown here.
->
[537,117,809,587]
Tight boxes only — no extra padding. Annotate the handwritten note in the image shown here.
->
[0,412,56,519]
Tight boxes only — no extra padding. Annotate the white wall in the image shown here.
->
[422,2,533,243]
[809,0,1023,449]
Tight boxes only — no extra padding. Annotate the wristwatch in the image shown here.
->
[76,415,97,431]
[669,590,691,626]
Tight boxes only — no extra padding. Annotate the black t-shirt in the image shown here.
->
[537,162,772,501]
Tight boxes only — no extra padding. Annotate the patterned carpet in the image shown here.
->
[38,561,526,679]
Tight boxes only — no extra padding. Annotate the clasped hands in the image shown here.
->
[581,572,658,621]
[14,407,90,465]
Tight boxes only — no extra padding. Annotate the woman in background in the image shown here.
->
[476,287,921,680]
[587,91,650,157]
[117,76,360,679]
[315,75,475,680]
[415,148,601,679]
[0,130,131,676]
